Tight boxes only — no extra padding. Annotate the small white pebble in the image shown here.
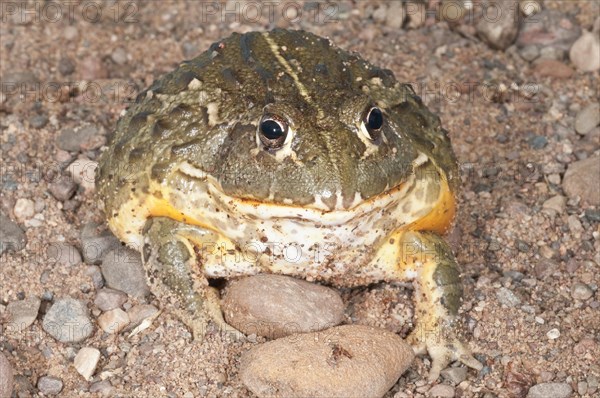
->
[74,347,100,380]
[547,328,560,339]
[13,198,35,221]
[97,308,130,334]
[535,316,545,324]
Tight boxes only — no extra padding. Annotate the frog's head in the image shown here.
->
[199,29,458,213]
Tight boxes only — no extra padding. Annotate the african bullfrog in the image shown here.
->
[96,29,482,381]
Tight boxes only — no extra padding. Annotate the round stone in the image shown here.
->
[37,376,63,395]
[574,103,600,136]
[571,282,593,301]
[100,247,149,298]
[42,297,94,343]
[94,288,128,311]
[0,214,27,255]
[527,382,572,398]
[570,31,600,72]
[6,296,41,330]
[239,324,414,398]
[563,156,600,206]
[223,274,345,338]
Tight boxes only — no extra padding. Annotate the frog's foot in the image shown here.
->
[173,287,241,341]
[390,231,482,382]
[144,217,241,342]
[407,325,482,382]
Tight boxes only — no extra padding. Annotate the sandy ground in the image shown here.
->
[1,1,598,397]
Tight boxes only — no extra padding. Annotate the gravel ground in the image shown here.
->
[1,1,598,397]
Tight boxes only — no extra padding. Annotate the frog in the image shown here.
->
[96,29,482,381]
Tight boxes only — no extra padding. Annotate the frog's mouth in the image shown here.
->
[175,151,454,233]
[180,152,425,209]
[110,152,454,249]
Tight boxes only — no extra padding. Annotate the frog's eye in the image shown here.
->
[258,115,288,149]
[360,106,384,141]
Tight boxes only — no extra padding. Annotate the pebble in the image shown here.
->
[239,325,414,398]
[428,384,455,397]
[89,380,114,395]
[58,56,75,76]
[546,328,560,340]
[111,47,128,65]
[588,375,599,394]
[0,351,13,398]
[574,103,600,135]
[542,195,566,214]
[94,288,128,311]
[47,242,82,267]
[476,0,519,50]
[567,215,583,233]
[562,156,600,205]
[127,304,159,329]
[527,382,572,398]
[57,125,106,153]
[37,376,63,395]
[528,135,548,149]
[571,282,593,301]
[518,45,540,62]
[585,208,600,222]
[48,177,78,202]
[101,247,149,298]
[0,214,27,255]
[97,308,130,334]
[30,114,49,129]
[86,265,105,289]
[7,296,41,330]
[570,31,600,72]
[533,59,574,78]
[67,157,97,193]
[73,347,100,380]
[441,366,468,385]
[80,222,121,265]
[223,274,345,338]
[578,381,588,395]
[42,297,94,343]
[13,198,35,221]
[385,1,405,29]
[496,287,521,307]
[574,338,598,355]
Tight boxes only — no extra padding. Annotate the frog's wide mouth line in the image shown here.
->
[109,152,446,247]
[177,151,436,224]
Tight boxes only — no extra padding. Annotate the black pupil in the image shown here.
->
[261,119,284,140]
[367,108,383,130]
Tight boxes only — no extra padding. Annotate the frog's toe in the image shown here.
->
[427,340,482,382]
[407,330,482,382]
[204,287,243,340]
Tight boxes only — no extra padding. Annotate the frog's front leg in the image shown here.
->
[143,217,239,340]
[388,230,483,381]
